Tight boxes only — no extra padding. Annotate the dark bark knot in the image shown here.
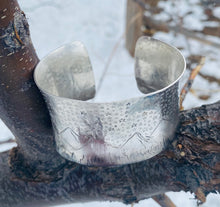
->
[0,10,30,56]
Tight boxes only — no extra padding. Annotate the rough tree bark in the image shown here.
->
[0,1,219,207]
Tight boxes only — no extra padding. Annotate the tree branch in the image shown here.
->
[0,102,219,207]
[0,0,65,171]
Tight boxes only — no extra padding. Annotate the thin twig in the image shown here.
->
[199,72,220,85]
[191,88,220,93]
[180,56,206,110]
[152,194,176,207]
[143,16,220,49]
[0,138,15,145]
[96,11,143,95]
[96,34,124,94]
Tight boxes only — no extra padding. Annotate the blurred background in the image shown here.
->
[0,0,219,206]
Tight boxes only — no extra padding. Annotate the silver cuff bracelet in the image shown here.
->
[34,37,186,166]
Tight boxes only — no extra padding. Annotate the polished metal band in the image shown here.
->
[34,37,186,166]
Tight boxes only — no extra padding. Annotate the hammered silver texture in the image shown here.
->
[34,37,186,166]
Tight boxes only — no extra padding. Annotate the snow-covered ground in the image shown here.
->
[0,0,219,206]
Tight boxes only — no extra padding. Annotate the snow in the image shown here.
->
[157,0,207,30]
[0,121,14,141]
[213,7,220,19]
[0,0,219,206]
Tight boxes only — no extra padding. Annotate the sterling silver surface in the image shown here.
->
[34,37,186,166]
